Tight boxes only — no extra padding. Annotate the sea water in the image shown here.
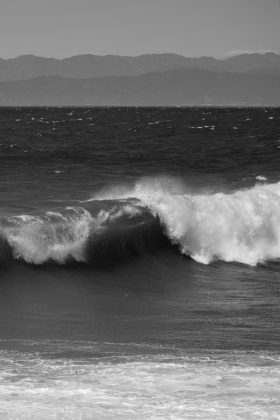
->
[0,107,280,419]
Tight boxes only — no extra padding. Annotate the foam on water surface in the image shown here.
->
[0,343,279,419]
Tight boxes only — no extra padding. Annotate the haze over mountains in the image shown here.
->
[0,52,279,105]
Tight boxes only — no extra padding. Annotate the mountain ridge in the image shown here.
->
[0,52,280,81]
[0,66,279,106]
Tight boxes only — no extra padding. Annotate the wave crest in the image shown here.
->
[0,203,167,266]
[90,177,280,266]
[1,208,92,264]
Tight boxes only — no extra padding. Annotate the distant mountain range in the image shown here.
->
[0,53,279,105]
[0,52,280,81]
[0,68,279,106]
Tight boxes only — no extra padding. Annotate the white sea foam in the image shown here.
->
[91,176,280,266]
[256,175,267,182]
[0,347,279,420]
[2,208,93,264]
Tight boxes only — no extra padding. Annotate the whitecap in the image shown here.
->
[90,176,280,266]
[256,175,267,182]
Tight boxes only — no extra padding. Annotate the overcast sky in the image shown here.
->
[0,0,279,59]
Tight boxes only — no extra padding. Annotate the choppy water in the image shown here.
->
[0,107,280,419]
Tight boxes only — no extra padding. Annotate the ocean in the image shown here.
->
[0,107,280,419]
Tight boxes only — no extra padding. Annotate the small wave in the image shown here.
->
[256,175,267,182]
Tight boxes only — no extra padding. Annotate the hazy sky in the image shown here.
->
[0,0,279,59]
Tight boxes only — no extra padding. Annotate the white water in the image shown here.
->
[1,208,92,264]
[0,204,142,265]
[92,176,280,266]
[0,345,279,420]
[2,176,280,266]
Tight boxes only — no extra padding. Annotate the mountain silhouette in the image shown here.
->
[0,52,279,81]
[0,67,279,106]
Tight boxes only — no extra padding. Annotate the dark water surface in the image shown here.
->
[0,106,279,211]
[0,107,280,419]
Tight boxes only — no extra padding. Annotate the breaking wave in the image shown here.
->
[0,203,168,266]
[2,176,280,266]
[88,176,280,266]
